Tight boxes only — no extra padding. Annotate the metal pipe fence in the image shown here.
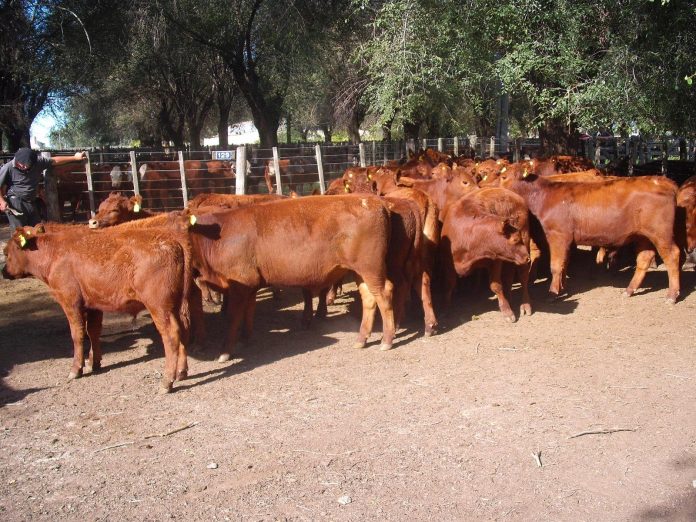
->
[3,135,695,224]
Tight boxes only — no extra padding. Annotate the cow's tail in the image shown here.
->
[178,233,194,340]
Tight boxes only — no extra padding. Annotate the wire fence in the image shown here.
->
[2,135,695,224]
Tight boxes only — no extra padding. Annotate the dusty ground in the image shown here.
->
[1,226,695,521]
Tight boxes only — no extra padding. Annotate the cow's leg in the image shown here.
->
[528,238,543,283]
[84,309,103,374]
[648,238,681,303]
[149,309,183,393]
[241,292,257,341]
[301,288,314,329]
[417,269,438,336]
[315,287,328,320]
[440,246,458,308]
[547,234,572,299]
[219,286,254,362]
[624,239,655,298]
[374,279,395,350]
[489,261,515,322]
[390,272,408,331]
[516,261,532,316]
[189,284,206,353]
[62,305,87,380]
[354,280,376,349]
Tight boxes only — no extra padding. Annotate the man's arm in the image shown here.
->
[49,151,87,167]
[0,162,11,212]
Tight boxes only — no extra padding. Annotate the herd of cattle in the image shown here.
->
[3,148,695,393]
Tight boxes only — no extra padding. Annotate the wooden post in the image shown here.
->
[514,138,520,163]
[437,138,444,152]
[99,152,104,164]
[661,139,668,175]
[489,136,495,158]
[679,138,687,161]
[235,145,247,195]
[315,144,326,194]
[358,143,366,167]
[594,138,601,166]
[383,141,388,165]
[41,152,61,222]
[422,138,427,151]
[453,136,459,157]
[177,151,189,206]
[470,135,478,156]
[129,151,140,196]
[84,152,96,218]
[272,146,283,195]
[371,140,376,166]
[629,137,638,176]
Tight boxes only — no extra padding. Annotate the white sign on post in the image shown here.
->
[212,150,236,161]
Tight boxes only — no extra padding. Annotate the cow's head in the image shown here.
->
[2,224,45,280]
[89,192,143,228]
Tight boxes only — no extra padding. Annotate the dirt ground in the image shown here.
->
[1,225,696,521]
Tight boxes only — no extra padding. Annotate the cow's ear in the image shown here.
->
[34,223,45,234]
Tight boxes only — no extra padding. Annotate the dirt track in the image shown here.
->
[1,232,695,521]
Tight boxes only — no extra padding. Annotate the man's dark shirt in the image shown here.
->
[0,157,51,200]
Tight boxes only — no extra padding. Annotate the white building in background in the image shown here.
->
[203,121,260,147]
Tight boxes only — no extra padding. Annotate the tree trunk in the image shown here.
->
[319,123,332,143]
[6,126,30,151]
[381,118,393,142]
[348,104,366,144]
[403,120,421,142]
[539,118,580,155]
[217,102,231,149]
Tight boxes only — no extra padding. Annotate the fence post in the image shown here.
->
[679,138,687,161]
[383,141,388,165]
[371,140,376,165]
[358,143,366,167]
[235,145,247,195]
[594,138,601,165]
[422,138,427,151]
[661,138,668,175]
[489,136,495,158]
[272,146,283,195]
[177,151,189,205]
[453,136,459,157]
[437,138,444,153]
[84,151,96,218]
[41,152,61,222]
[470,135,478,157]
[629,137,638,176]
[406,139,414,158]
[315,144,326,194]
[129,151,140,196]
[513,138,520,163]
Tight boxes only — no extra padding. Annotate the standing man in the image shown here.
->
[0,147,87,232]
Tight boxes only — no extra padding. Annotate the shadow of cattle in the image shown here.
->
[634,454,696,520]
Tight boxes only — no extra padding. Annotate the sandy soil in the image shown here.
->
[1,227,695,521]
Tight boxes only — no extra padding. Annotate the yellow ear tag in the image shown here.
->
[133,203,141,213]
[367,173,372,181]
[482,174,488,181]
[501,167,507,173]
[189,214,197,226]
[522,168,529,178]
[19,235,27,248]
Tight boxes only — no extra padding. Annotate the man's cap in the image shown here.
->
[14,147,38,168]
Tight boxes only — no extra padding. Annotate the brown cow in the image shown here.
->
[138,160,211,209]
[498,165,681,302]
[439,188,532,322]
[187,195,396,360]
[2,222,194,392]
[263,157,315,194]
[677,175,696,252]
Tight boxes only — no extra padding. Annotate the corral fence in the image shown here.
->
[2,135,695,223]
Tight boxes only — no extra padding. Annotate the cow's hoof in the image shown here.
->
[665,296,677,305]
[353,340,367,349]
[84,364,101,375]
[424,325,437,337]
[622,289,633,298]
[546,293,560,302]
[379,343,393,351]
[217,353,231,363]
[158,383,173,395]
[68,369,83,380]
[176,369,188,381]
[520,304,532,316]
[503,313,517,323]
